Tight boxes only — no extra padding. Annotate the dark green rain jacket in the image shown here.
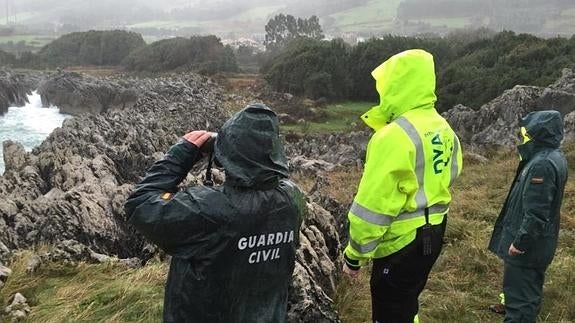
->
[125,104,305,323]
[488,110,568,269]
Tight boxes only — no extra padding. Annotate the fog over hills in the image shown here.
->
[1,0,574,39]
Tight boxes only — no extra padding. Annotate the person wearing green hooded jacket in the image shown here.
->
[124,104,305,323]
[488,110,568,323]
[341,49,463,323]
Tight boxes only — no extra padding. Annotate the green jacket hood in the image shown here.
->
[362,49,437,130]
[215,103,289,188]
[521,110,564,149]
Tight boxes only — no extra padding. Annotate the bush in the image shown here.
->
[122,35,239,75]
[37,30,146,67]
[0,50,16,66]
[262,38,351,100]
[263,31,575,112]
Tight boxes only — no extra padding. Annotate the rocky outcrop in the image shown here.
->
[0,71,39,115]
[444,68,575,147]
[285,132,369,166]
[3,292,30,321]
[0,73,230,259]
[0,72,343,321]
[443,86,544,147]
[539,67,575,116]
[37,72,139,115]
[289,201,341,322]
[0,264,11,290]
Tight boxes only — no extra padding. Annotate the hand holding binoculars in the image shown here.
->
[200,133,217,154]
[183,131,217,155]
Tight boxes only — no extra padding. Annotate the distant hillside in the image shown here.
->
[2,0,575,40]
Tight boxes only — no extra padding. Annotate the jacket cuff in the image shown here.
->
[343,252,361,270]
[512,234,529,252]
[167,139,201,170]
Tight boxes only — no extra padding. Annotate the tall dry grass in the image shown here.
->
[334,144,575,323]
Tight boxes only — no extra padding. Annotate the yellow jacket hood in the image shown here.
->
[362,49,437,130]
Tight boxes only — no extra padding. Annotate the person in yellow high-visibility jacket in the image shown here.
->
[342,49,463,323]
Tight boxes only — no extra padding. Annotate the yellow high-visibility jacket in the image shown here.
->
[344,49,463,265]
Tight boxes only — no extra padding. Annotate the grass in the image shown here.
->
[126,20,202,29]
[417,17,472,28]
[328,0,401,32]
[0,35,55,46]
[231,5,285,21]
[334,144,575,323]
[0,140,573,322]
[281,101,374,134]
[0,252,165,322]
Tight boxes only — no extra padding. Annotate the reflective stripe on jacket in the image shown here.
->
[344,49,463,264]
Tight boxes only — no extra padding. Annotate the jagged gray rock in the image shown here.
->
[0,73,230,262]
[564,111,575,142]
[37,72,139,115]
[4,292,30,321]
[443,86,544,147]
[0,265,11,283]
[0,72,38,115]
[537,68,575,116]
[288,201,341,323]
[0,71,343,320]
[2,141,28,173]
[444,68,575,147]
[285,132,368,166]
[25,255,42,273]
[290,156,337,174]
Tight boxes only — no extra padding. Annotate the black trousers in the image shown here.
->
[370,217,447,323]
[503,263,546,323]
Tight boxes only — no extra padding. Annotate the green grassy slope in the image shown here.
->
[280,101,373,133]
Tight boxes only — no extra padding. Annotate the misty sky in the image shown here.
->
[1,0,574,37]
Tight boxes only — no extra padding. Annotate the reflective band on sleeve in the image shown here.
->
[395,203,449,221]
[450,136,460,187]
[349,237,381,254]
[395,117,428,209]
[350,202,393,226]
[351,202,449,225]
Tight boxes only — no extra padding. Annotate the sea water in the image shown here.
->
[0,91,70,175]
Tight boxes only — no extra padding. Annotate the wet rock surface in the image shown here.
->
[0,71,342,321]
[0,71,40,115]
[37,72,139,115]
[444,68,575,147]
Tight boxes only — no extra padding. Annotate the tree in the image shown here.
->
[262,38,350,99]
[38,30,146,67]
[122,35,238,74]
[264,14,324,52]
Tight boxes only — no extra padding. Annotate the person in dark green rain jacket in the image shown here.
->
[488,110,568,323]
[124,104,305,323]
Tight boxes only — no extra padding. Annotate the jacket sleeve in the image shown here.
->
[343,126,417,266]
[124,139,207,256]
[513,160,557,252]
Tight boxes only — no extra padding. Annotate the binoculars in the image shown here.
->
[201,133,217,187]
[200,133,217,154]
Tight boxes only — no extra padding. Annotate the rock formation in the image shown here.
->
[0,71,39,115]
[0,71,342,321]
[444,68,575,147]
[284,132,369,166]
[37,72,139,115]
